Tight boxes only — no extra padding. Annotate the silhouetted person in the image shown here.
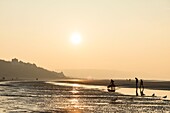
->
[135,77,138,96]
[107,79,115,92]
[110,79,114,85]
[140,79,145,96]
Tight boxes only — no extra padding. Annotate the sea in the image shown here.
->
[0,80,170,113]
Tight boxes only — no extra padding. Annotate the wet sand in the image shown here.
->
[0,80,170,112]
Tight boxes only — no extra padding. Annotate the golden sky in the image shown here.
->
[0,0,170,79]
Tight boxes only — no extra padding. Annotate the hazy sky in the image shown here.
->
[0,0,170,79]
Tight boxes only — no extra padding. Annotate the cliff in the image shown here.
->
[0,58,65,80]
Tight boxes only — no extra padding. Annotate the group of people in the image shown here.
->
[108,77,145,96]
[135,77,145,96]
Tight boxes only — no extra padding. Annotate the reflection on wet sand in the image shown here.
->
[67,86,84,113]
[117,87,170,100]
[67,98,81,112]
[0,81,170,112]
[48,81,170,100]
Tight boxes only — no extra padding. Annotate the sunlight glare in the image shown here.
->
[72,84,80,87]
[70,32,82,45]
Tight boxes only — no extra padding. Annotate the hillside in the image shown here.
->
[0,58,65,80]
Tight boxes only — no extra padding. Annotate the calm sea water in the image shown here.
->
[0,80,170,113]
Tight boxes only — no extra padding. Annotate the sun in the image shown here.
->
[70,32,82,45]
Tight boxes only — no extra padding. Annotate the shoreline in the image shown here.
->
[54,78,170,91]
[1,78,170,91]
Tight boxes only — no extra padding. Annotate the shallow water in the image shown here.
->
[47,81,170,99]
[118,87,170,100]
[0,81,170,113]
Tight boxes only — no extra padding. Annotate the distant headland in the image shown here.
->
[0,58,66,80]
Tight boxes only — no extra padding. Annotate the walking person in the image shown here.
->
[135,77,138,96]
[140,79,145,96]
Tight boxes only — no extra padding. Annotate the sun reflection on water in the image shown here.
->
[70,90,79,94]
[44,81,170,112]
[67,85,84,113]
[69,98,79,104]
[72,84,80,87]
